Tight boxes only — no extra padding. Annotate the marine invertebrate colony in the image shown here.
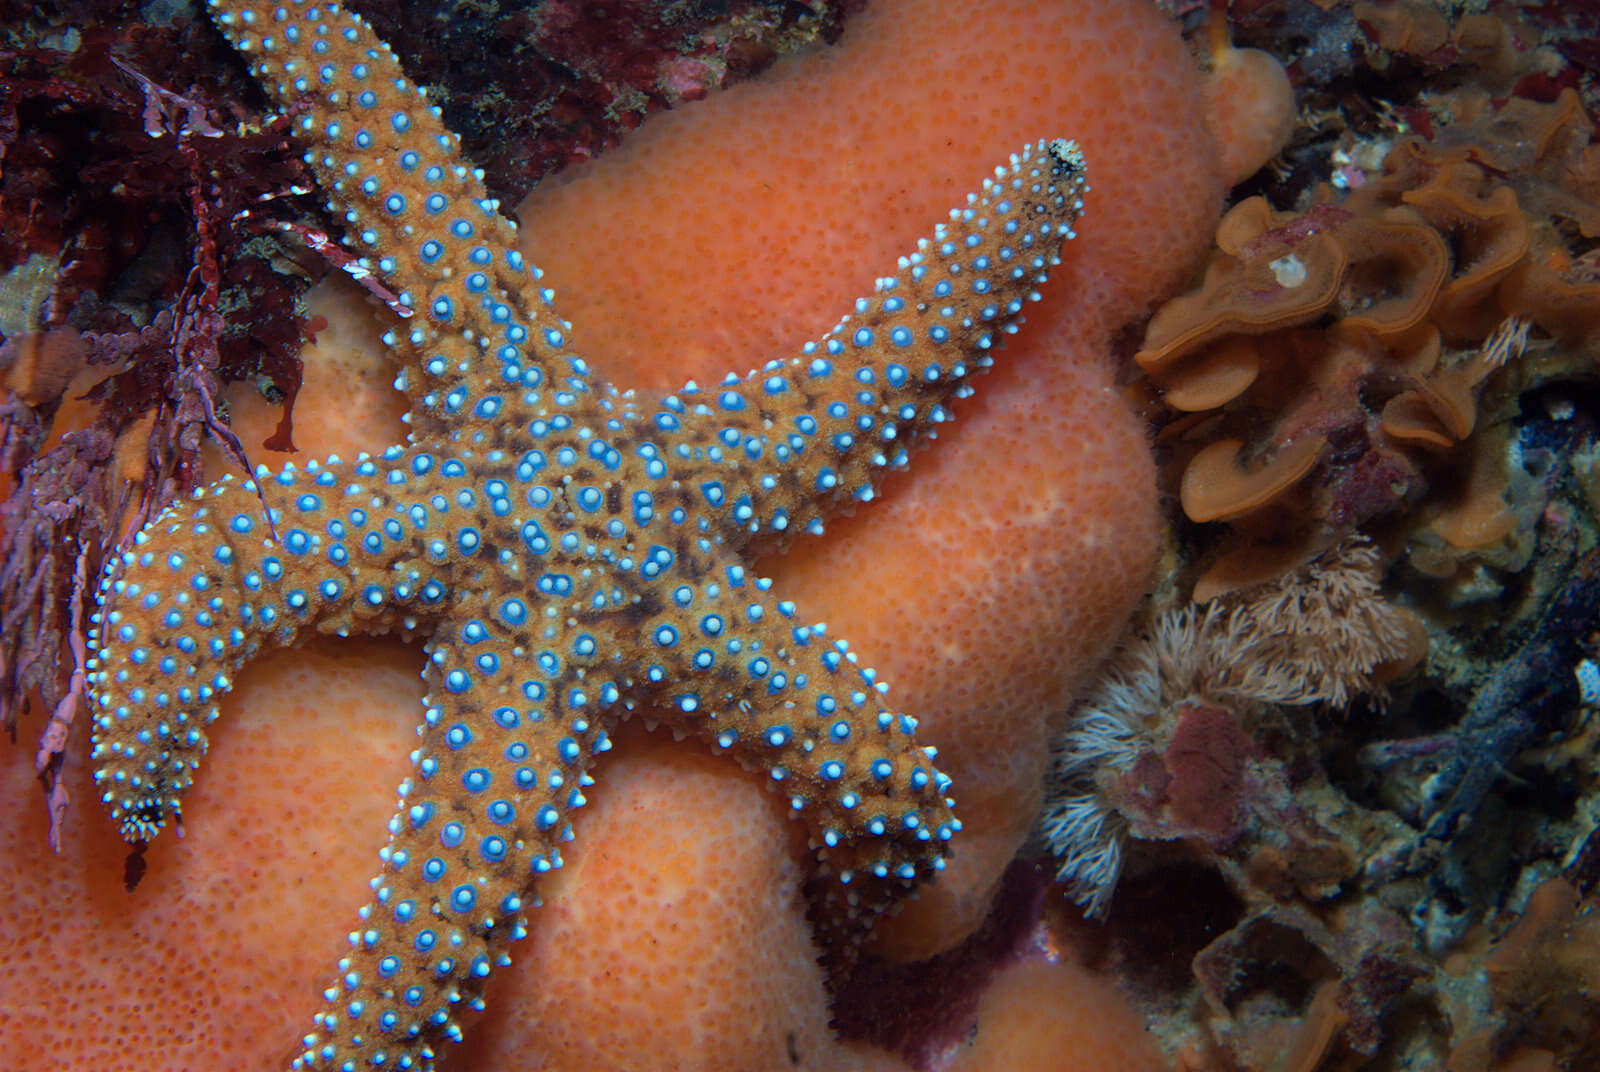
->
[1133,74,1600,597]
[81,1,1087,1068]
[1042,540,1415,917]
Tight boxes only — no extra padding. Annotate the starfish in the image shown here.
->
[83,1,1088,1068]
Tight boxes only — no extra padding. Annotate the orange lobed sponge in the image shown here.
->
[0,640,421,1071]
[459,723,914,1072]
[944,958,1166,1072]
[0,644,1157,1072]
[516,0,1270,956]
[2,0,1286,1064]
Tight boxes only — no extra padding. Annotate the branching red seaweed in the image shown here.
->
[0,5,325,825]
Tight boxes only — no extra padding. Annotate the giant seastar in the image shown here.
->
[83,1,1088,1068]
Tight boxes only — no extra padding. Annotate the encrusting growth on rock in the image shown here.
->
[1041,539,1418,917]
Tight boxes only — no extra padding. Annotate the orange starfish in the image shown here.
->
[84,1,1088,1068]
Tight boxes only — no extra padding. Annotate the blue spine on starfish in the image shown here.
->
[81,1,1089,1069]
[213,0,576,448]
[671,138,1086,545]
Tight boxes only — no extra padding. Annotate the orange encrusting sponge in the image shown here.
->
[0,656,1166,1072]
[465,729,1168,1072]
[945,959,1168,1072]
[0,641,422,1072]
[460,725,915,1072]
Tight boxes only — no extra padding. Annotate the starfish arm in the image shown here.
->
[87,448,460,842]
[207,0,579,446]
[292,608,612,1071]
[662,138,1087,548]
[630,552,959,952]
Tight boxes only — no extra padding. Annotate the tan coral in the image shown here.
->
[1409,428,1520,577]
[1276,980,1349,1072]
[1181,435,1327,523]
[1161,337,1262,412]
[1135,200,1455,361]
[1473,89,1593,174]
[1446,89,1600,239]
[1499,254,1600,350]
[1214,194,1294,256]
[1334,211,1451,337]
[1353,0,1450,58]
[1380,364,1478,449]
[1450,14,1519,79]
[1138,88,1600,583]
[1136,221,1348,377]
[1191,531,1330,603]
[1445,878,1600,1072]
[1401,163,1533,343]
[1379,320,1444,376]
